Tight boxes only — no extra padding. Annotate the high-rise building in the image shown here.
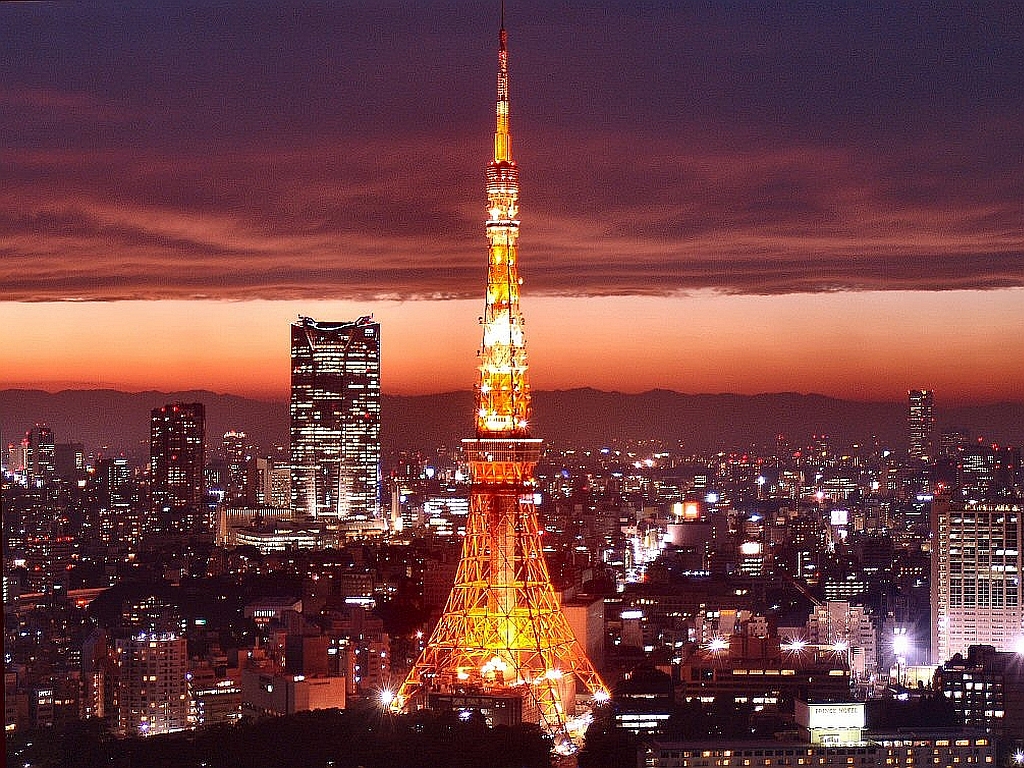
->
[54,442,85,482]
[24,424,56,486]
[150,402,206,536]
[94,456,137,545]
[394,18,607,754]
[115,632,189,736]
[222,430,255,506]
[255,455,292,508]
[936,644,1024,744]
[290,315,381,523]
[908,389,936,463]
[930,497,1024,664]
[957,444,1020,500]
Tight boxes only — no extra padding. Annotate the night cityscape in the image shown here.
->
[3,2,1024,767]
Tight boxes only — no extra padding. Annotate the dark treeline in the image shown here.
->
[6,707,552,768]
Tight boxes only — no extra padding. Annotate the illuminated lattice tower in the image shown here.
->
[392,18,609,753]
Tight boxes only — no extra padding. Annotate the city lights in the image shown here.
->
[707,637,729,653]
[3,2,1023,763]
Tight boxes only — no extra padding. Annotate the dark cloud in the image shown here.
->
[1,1,1022,302]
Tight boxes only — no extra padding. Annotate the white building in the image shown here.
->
[930,498,1023,664]
[805,600,877,679]
[115,632,189,736]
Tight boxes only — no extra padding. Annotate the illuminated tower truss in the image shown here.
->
[393,17,609,753]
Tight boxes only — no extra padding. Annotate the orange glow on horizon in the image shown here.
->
[2,289,1022,405]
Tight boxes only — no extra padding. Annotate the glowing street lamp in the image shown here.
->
[892,630,911,687]
[707,637,729,653]
[782,639,808,654]
[892,634,909,657]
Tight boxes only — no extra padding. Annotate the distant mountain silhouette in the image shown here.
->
[1,388,1021,463]
[0,389,288,463]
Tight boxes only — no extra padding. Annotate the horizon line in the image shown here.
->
[2,384,1022,408]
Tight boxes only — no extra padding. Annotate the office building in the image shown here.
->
[643,698,993,768]
[24,424,56,486]
[936,644,1024,744]
[150,402,206,536]
[678,634,852,709]
[54,442,85,483]
[94,456,143,547]
[645,735,995,768]
[958,444,1020,500]
[930,497,1023,663]
[908,389,936,463]
[222,430,255,506]
[188,664,242,727]
[290,315,381,523]
[240,669,346,717]
[804,600,878,680]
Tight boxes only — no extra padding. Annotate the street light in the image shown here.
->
[706,637,729,653]
[892,630,911,688]
[782,639,808,654]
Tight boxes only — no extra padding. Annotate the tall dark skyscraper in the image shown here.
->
[908,389,935,463]
[150,402,206,536]
[290,315,381,524]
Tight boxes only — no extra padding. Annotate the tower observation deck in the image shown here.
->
[391,12,609,754]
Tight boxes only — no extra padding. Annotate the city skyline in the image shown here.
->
[3,2,1023,404]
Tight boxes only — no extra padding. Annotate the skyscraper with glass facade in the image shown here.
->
[290,315,381,524]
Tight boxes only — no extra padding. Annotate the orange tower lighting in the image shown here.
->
[391,11,609,754]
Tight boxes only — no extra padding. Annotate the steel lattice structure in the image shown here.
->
[392,16,609,754]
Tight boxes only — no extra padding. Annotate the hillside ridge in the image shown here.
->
[2,388,1022,462]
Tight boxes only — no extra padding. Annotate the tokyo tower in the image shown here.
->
[391,9,609,753]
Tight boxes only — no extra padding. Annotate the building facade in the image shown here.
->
[150,402,206,536]
[936,644,1024,745]
[222,430,255,506]
[805,601,877,680]
[931,497,1023,663]
[908,389,936,464]
[643,702,994,768]
[290,315,381,524]
[641,733,993,768]
[25,424,56,486]
[115,632,189,736]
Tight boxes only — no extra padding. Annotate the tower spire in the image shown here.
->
[494,7,511,163]
[476,11,528,437]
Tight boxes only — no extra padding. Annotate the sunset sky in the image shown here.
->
[3,2,1022,404]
